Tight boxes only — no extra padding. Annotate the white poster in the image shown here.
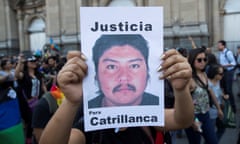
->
[80,7,164,131]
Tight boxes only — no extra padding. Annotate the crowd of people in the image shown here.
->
[0,52,66,144]
[0,38,240,144]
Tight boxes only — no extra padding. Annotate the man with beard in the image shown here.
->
[88,34,159,108]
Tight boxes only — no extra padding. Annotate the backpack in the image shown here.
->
[224,49,237,70]
[42,92,58,114]
[236,54,240,69]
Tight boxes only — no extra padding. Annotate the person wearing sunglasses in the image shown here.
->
[185,48,223,144]
[207,64,228,142]
[15,54,47,144]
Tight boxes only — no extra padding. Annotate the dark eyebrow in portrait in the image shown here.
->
[128,58,144,63]
[102,58,144,63]
[102,58,117,63]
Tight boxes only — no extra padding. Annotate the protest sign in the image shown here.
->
[80,7,164,131]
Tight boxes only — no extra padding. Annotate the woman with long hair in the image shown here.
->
[15,54,47,144]
[185,48,223,144]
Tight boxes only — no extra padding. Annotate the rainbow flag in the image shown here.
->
[50,38,60,51]
[50,85,65,106]
[0,99,25,144]
[0,123,25,144]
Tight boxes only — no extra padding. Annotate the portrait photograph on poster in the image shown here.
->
[80,7,164,131]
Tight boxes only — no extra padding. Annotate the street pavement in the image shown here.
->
[176,79,240,144]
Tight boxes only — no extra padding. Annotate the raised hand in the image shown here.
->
[159,49,192,91]
[57,51,88,104]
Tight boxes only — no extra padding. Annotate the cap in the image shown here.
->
[26,56,37,62]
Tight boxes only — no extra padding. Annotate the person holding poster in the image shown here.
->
[83,7,165,132]
[39,49,194,144]
[88,34,159,108]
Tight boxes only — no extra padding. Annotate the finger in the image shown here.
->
[161,69,192,80]
[67,51,87,61]
[119,127,128,131]
[66,57,88,75]
[58,64,85,85]
[161,62,190,78]
[160,55,186,71]
[160,49,179,60]
[57,60,87,85]
[57,70,79,85]
[65,60,87,79]
[67,51,81,60]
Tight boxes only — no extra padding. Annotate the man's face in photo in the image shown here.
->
[97,45,148,106]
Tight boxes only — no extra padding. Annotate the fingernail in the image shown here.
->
[160,54,166,60]
[115,128,119,133]
[159,73,164,79]
[81,53,87,61]
[157,65,163,72]
[167,75,172,80]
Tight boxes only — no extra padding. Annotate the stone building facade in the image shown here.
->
[0,0,239,56]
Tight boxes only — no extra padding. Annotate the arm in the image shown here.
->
[155,49,194,131]
[0,74,9,83]
[33,128,43,142]
[39,51,87,144]
[39,99,84,144]
[15,54,25,79]
[163,86,193,131]
[208,88,224,120]
[188,36,197,49]
[36,128,86,144]
[41,78,48,93]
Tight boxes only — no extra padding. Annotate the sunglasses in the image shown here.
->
[218,73,224,76]
[196,58,207,63]
[27,59,37,62]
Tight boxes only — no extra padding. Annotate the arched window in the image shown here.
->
[28,18,46,52]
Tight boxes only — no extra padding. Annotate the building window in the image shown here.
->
[28,18,46,52]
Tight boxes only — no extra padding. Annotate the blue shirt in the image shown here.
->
[219,48,236,70]
[208,80,223,119]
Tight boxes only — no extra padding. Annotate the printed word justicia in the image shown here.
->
[90,21,153,32]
